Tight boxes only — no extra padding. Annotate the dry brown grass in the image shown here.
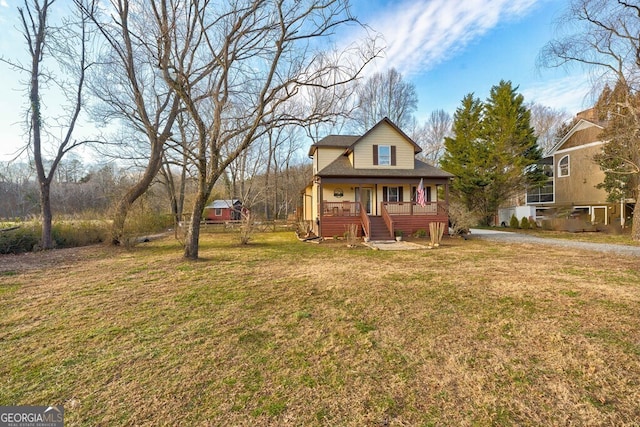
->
[1,231,640,426]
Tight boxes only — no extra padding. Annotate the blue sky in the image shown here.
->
[0,0,591,161]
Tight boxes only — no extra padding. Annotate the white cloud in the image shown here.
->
[360,0,540,76]
[1,1,8,7]
[521,75,593,114]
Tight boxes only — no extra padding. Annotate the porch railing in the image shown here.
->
[381,204,394,238]
[360,204,370,238]
[322,201,360,217]
[382,201,447,216]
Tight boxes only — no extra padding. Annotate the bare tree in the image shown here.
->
[539,0,640,240]
[352,67,417,132]
[147,0,378,259]
[527,102,572,154]
[414,109,452,166]
[1,0,94,248]
[81,0,182,244]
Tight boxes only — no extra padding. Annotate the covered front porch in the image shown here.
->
[319,200,449,240]
[307,174,449,239]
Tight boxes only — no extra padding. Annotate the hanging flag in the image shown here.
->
[417,178,426,207]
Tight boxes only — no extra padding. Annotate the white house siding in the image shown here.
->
[353,123,415,169]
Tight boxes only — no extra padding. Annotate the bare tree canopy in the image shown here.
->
[109,0,379,258]
[526,102,572,154]
[539,0,640,240]
[413,109,452,166]
[352,67,418,132]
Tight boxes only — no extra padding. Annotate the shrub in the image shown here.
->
[414,229,427,238]
[509,214,520,229]
[52,220,109,247]
[0,224,40,254]
[448,200,477,236]
[520,216,530,229]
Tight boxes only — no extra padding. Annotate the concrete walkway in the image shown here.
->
[364,240,428,251]
[469,228,640,257]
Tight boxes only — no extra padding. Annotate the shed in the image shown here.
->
[204,199,243,223]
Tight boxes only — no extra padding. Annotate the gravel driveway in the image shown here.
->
[469,228,640,257]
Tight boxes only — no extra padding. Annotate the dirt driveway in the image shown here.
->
[469,228,640,257]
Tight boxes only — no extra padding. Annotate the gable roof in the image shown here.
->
[317,155,453,179]
[205,199,241,209]
[345,117,422,155]
[547,118,604,156]
[308,135,359,157]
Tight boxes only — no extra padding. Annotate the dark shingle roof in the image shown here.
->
[308,135,359,157]
[317,156,453,178]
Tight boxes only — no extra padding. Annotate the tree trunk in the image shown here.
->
[632,185,640,242]
[184,194,207,259]
[40,181,54,249]
[110,144,164,245]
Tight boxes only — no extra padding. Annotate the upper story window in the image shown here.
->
[373,144,396,166]
[558,155,569,177]
[378,145,391,165]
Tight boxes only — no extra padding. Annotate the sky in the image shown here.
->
[0,0,592,162]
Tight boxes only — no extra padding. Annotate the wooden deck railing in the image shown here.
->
[360,204,370,238]
[381,204,394,238]
[382,201,447,216]
[322,201,360,217]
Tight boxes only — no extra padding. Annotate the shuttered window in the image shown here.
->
[374,145,396,166]
[383,186,403,202]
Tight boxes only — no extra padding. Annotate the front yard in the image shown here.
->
[1,232,639,425]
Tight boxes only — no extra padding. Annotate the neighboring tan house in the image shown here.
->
[301,117,454,240]
[526,109,634,227]
[204,199,244,223]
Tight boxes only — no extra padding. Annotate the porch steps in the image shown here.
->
[368,216,393,241]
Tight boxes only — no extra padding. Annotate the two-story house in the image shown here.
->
[526,109,634,227]
[301,117,454,240]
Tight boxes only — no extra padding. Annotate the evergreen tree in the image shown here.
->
[441,81,545,226]
[440,94,486,214]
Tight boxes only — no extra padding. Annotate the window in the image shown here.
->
[378,145,391,165]
[558,155,569,177]
[383,186,403,202]
[214,208,222,216]
[373,145,396,165]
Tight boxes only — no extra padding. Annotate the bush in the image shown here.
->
[448,200,477,236]
[414,229,427,238]
[509,214,520,229]
[0,224,40,254]
[520,216,530,229]
[52,220,110,247]
[0,220,112,254]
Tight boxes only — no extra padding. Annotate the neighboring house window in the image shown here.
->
[558,155,569,177]
[383,186,403,202]
[215,208,222,216]
[373,145,396,166]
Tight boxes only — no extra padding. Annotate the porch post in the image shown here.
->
[318,180,323,237]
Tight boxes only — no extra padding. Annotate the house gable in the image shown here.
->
[348,117,421,170]
[547,119,609,206]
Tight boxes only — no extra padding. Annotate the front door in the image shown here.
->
[355,187,373,215]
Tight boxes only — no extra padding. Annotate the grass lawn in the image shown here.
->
[1,231,639,426]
